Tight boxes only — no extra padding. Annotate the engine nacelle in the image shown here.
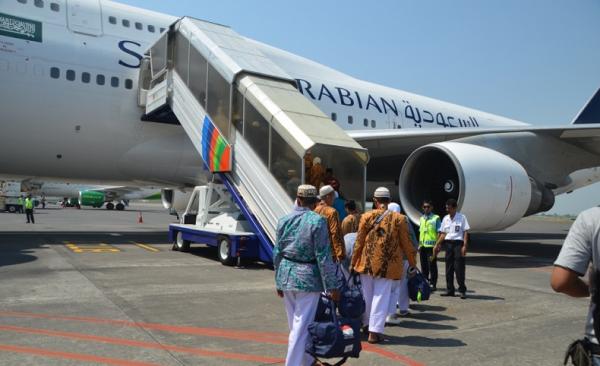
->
[79,190,105,207]
[400,142,537,231]
[161,188,192,213]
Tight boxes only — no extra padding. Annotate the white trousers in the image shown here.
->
[388,260,410,314]
[283,291,320,366]
[360,274,393,334]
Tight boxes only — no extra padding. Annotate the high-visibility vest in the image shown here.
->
[25,198,33,210]
[17,198,23,205]
[419,214,440,247]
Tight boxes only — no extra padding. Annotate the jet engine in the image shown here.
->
[399,142,554,231]
[78,190,105,208]
[161,188,192,213]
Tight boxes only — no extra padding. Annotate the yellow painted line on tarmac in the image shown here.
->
[132,242,160,253]
[63,241,120,253]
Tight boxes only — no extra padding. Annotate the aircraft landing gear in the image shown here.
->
[116,203,125,211]
[106,202,114,210]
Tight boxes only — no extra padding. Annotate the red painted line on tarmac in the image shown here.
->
[0,343,159,366]
[0,311,424,365]
[0,324,284,364]
[0,311,287,344]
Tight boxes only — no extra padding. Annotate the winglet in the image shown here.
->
[572,88,600,124]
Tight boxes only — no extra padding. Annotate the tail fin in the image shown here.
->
[572,88,600,124]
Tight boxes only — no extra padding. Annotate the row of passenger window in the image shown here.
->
[107,16,165,34]
[49,67,133,89]
[16,0,60,12]
[331,113,378,128]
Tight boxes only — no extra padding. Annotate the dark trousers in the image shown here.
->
[25,209,34,224]
[444,240,466,293]
[419,246,438,287]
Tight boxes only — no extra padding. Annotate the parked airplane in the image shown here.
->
[0,0,599,231]
[14,179,160,210]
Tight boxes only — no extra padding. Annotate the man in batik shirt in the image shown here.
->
[314,185,345,262]
[274,184,340,366]
[351,187,417,344]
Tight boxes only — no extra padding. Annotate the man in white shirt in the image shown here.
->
[434,198,470,299]
[551,207,600,364]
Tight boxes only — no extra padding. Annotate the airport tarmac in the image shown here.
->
[0,203,589,365]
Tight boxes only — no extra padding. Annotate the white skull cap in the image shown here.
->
[374,187,390,198]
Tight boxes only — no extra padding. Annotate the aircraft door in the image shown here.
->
[67,0,103,36]
[389,114,402,129]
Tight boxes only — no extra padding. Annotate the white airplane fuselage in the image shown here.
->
[0,0,569,194]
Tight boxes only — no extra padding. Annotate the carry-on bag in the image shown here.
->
[408,268,431,302]
[306,296,362,365]
[338,272,365,319]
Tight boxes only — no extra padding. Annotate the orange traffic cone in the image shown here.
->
[138,211,143,224]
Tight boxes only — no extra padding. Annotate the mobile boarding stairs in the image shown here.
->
[138,17,368,265]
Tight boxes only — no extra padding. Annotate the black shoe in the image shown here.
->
[431,286,437,292]
[459,292,467,299]
[440,291,455,297]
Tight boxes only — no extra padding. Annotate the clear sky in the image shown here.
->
[118,0,600,215]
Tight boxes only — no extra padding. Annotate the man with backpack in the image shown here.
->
[552,206,600,365]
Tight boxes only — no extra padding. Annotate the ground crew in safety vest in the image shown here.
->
[25,194,35,224]
[419,200,440,291]
[17,195,24,214]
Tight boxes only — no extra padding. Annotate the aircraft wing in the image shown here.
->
[349,124,600,159]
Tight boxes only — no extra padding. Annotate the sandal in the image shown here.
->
[367,332,385,344]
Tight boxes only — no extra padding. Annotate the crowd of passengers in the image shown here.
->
[273,158,471,365]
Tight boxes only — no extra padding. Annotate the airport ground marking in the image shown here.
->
[63,241,120,253]
[0,311,424,365]
[0,343,159,366]
[131,241,160,252]
[0,324,284,364]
